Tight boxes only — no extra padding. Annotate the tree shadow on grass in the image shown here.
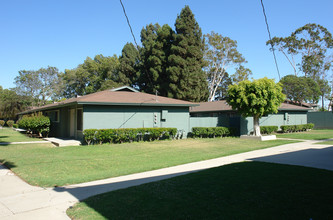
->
[0,159,17,169]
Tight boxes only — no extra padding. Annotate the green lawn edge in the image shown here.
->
[0,138,297,187]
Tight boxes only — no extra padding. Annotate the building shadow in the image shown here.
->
[248,146,333,171]
[53,169,201,202]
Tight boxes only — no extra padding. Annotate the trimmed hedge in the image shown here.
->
[18,114,50,137]
[280,123,314,133]
[191,127,234,138]
[6,120,14,128]
[0,120,5,127]
[260,126,278,135]
[83,127,178,145]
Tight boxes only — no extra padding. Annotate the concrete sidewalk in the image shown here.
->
[1,139,333,219]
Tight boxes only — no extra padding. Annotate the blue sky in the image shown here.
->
[0,0,332,89]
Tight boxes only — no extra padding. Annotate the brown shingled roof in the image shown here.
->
[19,88,197,114]
[190,100,310,113]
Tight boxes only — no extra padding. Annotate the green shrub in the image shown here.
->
[0,120,5,127]
[13,124,18,128]
[191,127,233,138]
[83,129,98,145]
[280,124,314,133]
[17,113,50,137]
[82,128,178,145]
[6,120,14,128]
[260,126,278,135]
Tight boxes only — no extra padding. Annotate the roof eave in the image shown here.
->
[77,101,198,107]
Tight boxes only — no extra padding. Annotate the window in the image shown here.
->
[77,109,83,131]
[45,110,59,122]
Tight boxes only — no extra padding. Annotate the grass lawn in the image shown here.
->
[0,127,40,143]
[0,138,296,187]
[67,161,333,220]
[315,140,333,145]
[276,129,333,140]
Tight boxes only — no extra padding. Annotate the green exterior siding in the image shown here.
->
[308,112,333,129]
[189,111,308,136]
[240,111,307,135]
[83,105,190,136]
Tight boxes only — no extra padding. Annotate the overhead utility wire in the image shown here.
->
[119,0,154,88]
[119,0,139,49]
[260,0,281,80]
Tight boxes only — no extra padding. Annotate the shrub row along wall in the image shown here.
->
[17,114,50,137]
[190,127,234,138]
[280,123,314,133]
[260,126,278,134]
[0,120,17,128]
[83,128,178,145]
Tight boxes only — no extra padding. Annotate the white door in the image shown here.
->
[69,109,75,137]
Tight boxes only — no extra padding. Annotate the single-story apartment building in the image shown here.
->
[189,100,311,135]
[19,86,197,140]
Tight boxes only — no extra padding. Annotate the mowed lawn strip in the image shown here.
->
[0,128,40,143]
[0,138,296,187]
[315,140,333,145]
[67,161,333,220]
[276,129,333,140]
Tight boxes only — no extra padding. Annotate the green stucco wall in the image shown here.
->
[240,111,308,135]
[189,114,230,129]
[83,105,190,136]
[189,111,308,136]
[308,112,333,129]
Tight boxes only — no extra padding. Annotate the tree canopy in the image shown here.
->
[62,54,122,98]
[227,78,285,136]
[166,5,208,102]
[204,31,246,101]
[14,66,62,106]
[279,75,320,105]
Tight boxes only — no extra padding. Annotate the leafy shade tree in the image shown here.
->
[232,65,252,83]
[63,54,122,98]
[204,31,246,101]
[166,5,208,102]
[213,66,252,100]
[15,66,62,106]
[279,75,320,104]
[227,78,285,136]
[267,23,333,78]
[0,87,31,119]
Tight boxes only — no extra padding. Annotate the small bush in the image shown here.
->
[17,113,50,137]
[0,120,5,127]
[13,124,18,128]
[6,120,14,128]
[280,124,314,133]
[191,127,233,138]
[260,126,278,135]
[83,129,98,145]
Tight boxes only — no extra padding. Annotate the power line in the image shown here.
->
[119,0,139,50]
[260,0,281,80]
[119,0,154,89]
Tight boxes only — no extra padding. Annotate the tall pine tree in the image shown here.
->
[118,42,140,88]
[167,5,208,102]
[138,24,174,97]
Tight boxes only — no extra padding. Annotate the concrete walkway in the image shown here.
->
[1,139,333,219]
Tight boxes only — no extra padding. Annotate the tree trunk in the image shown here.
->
[253,115,261,136]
